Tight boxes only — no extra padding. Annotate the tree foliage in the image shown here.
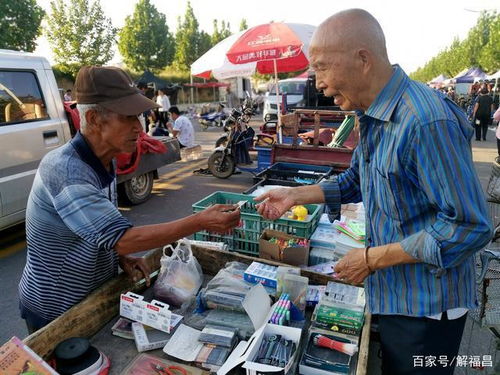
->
[410,11,500,82]
[118,0,174,72]
[0,0,44,52]
[45,0,116,76]
[173,2,201,71]
[173,1,214,71]
[211,19,232,45]
[239,18,248,31]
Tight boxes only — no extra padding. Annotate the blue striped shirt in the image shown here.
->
[321,65,492,316]
[19,132,132,321]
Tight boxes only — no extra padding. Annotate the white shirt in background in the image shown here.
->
[156,95,171,112]
[173,115,195,147]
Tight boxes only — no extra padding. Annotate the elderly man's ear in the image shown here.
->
[357,49,372,73]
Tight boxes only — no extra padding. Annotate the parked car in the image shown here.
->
[262,77,307,121]
[0,50,180,231]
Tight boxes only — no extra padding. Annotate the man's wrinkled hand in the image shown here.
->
[200,204,241,233]
[119,255,151,286]
[334,248,371,285]
[254,188,295,220]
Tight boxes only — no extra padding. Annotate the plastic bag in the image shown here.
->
[153,239,203,308]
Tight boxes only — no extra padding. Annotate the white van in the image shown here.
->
[0,50,72,230]
[262,77,307,121]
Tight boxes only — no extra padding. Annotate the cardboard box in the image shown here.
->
[217,323,302,375]
[259,229,310,267]
[120,292,173,333]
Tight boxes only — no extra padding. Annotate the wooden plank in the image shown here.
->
[356,313,371,375]
[23,249,162,359]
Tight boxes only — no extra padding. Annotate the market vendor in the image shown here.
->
[18,66,241,333]
[255,9,492,375]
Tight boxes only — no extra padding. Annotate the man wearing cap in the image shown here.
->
[18,66,241,333]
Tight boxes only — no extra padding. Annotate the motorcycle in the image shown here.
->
[199,103,229,131]
[208,98,274,179]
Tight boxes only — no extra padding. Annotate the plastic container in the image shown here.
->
[255,146,272,171]
[253,162,335,184]
[192,191,322,256]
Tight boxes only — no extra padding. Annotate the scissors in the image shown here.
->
[151,363,188,375]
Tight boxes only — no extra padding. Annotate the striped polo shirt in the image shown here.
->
[19,131,132,322]
[321,65,492,317]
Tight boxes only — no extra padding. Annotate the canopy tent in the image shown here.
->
[487,70,500,80]
[428,74,448,88]
[135,71,169,89]
[453,67,487,83]
[183,82,230,88]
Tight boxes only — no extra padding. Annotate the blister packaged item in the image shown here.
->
[199,325,237,348]
[206,309,255,339]
[308,247,339,266]
[305,261,338,275]
[324,281,365,308]
[306,285,326,308]
[195,344,231,366]
[132,322,174,352]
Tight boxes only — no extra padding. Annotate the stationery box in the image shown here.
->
[299,330,358,375]
[217,323,303,375]
[120,291,173,333]
[259,229,310,267]
[244,261,278,289]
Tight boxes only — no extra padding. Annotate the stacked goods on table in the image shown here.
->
[300,281,366,375]
[309,203,365,266]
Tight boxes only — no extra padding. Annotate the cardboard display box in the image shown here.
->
[259,229,310,267]
[217,323,303,375]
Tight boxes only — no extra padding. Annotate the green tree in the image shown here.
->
[45,0,116,76]
[0,0,44,52]
[199,30,212,56]
[118,0,174,72]
[410,11,500,82]
[173,1,203,71]
[211,19,231,45]
[239,18,248,31]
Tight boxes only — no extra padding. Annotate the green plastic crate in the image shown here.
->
[192,191,321,256]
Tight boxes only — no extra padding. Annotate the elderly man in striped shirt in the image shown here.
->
[256,9,492,375]
[19,66,241,333]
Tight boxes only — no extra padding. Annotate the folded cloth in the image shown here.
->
[116,132,167,175]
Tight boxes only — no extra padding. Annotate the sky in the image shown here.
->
[34,0,500,74]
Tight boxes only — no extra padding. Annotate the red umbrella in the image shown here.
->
[227,22,315,141]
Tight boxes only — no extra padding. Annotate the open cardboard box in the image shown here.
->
[217,323,302,375]
[259,229,310,267]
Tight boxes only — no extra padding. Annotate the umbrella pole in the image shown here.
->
[274,59,282,143]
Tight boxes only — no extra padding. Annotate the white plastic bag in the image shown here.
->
[153,239,203,307]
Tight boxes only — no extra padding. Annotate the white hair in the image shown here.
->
[76,103,110,131]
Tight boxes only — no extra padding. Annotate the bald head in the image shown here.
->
[311,9,389,63]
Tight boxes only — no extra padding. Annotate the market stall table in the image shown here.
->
[23,246,371,375]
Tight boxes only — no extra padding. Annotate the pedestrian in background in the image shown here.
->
[473,88,494,141]
[156,88,171,131]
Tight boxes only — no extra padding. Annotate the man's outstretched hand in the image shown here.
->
[254,188,296,220]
